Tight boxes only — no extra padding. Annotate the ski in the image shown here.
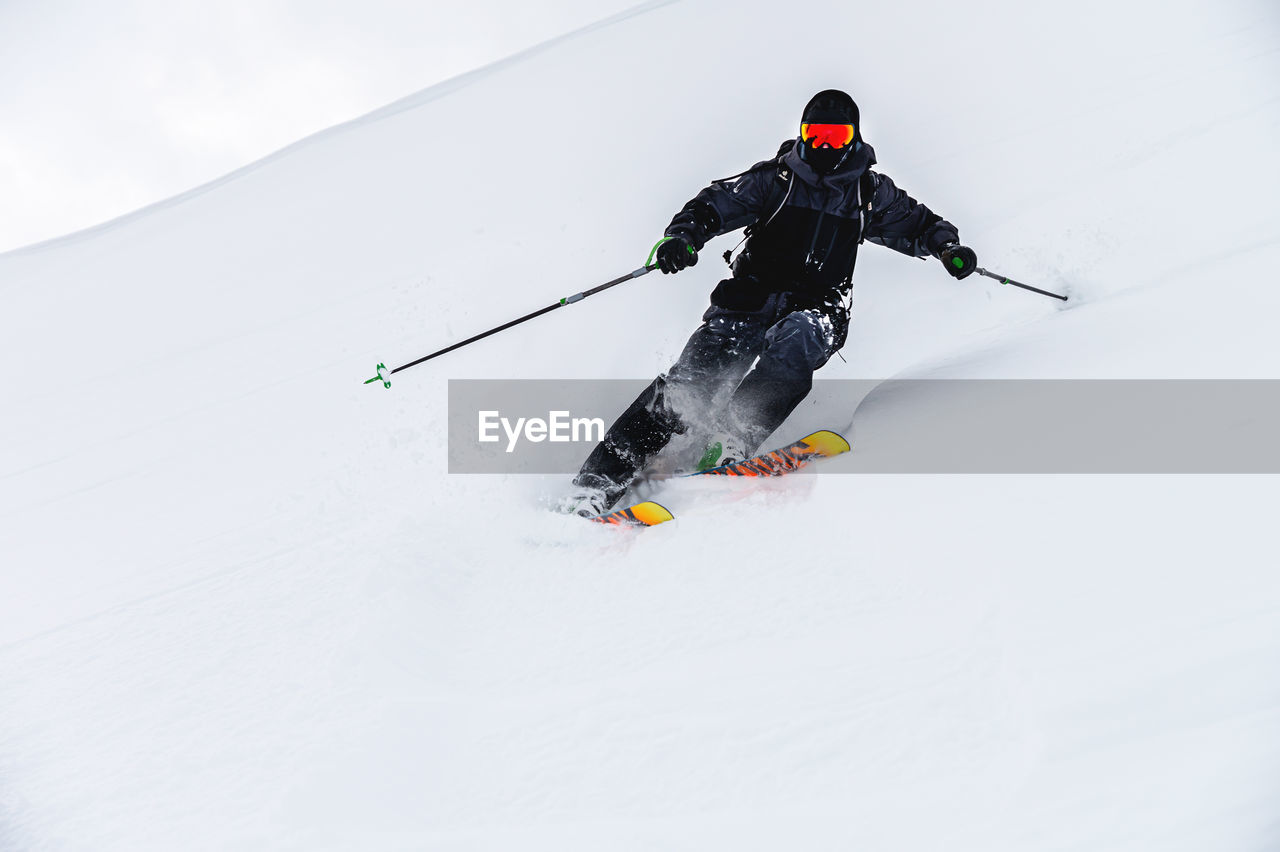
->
[590,501,675,527]
[587,429,849,528]
[585,431,849,528]
[692,429,850,477]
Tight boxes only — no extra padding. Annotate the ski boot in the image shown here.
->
[558,472,627,518]
[695,433,750,472]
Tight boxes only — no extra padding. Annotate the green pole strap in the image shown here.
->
[646,236,695,268]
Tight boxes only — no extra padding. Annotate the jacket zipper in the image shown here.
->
[808,175,864,275]
[806,204,827,268]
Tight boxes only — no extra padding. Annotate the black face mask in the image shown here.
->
[800,142,848,174]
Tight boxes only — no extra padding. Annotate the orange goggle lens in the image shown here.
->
[801,123,855,149]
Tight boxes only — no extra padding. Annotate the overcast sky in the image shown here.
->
[0,0,636,254]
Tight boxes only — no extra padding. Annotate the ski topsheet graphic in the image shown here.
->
[590,430,850,527]
[691,429,850,478]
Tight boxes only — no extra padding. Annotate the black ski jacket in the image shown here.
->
[664,140,959,303]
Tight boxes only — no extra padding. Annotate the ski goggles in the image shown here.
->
[800,123,856,149]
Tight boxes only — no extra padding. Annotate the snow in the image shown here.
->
[3,0,1280,849]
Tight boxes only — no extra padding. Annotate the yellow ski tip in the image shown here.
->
[628,501,674,525]
[798,430,851,457]
[591,501,674,527]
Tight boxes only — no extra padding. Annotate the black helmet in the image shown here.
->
[799,89,860,174]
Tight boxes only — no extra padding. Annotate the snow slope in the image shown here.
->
[3,0,1280,849]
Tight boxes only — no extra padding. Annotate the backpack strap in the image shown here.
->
[857,171,874,244]
[719,140,798,266]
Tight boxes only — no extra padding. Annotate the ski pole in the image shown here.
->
[364,263,658,387]
[975,267,1068,302]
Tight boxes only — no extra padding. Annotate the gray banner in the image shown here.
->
[448,379,1280,474]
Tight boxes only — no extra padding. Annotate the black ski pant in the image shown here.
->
[574,285,848,490]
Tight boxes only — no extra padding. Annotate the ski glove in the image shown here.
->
[655,236,699,275]
[939,243,977,280]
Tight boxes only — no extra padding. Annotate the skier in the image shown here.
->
[563,89,977,516]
